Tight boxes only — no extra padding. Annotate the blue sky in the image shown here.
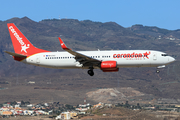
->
[1,0,180,30]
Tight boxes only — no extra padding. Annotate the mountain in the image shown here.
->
[0,17,180,103]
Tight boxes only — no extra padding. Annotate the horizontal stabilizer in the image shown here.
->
[4,51,27,58]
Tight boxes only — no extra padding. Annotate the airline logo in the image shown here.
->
[9,26,30,53]
[21,44,30,53]
[113,51,151,59]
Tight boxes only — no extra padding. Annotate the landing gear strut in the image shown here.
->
[87,69,94,76]
[156,65,165,73]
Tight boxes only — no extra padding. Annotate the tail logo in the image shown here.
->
[21,44,30,53]
[9,26,30,53]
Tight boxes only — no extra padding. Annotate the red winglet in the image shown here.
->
[58,37,70,50]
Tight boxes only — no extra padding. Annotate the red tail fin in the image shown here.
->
[7,23,49,56]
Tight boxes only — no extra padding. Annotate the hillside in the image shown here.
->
[0,17,180,104]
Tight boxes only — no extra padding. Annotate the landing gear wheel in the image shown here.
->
[88,70,94,76]
[156,70,160,73]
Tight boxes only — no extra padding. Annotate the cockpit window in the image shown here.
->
[162,54,168,56]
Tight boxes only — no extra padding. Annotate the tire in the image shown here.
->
[88,70,94,76]
[156,70,160,73]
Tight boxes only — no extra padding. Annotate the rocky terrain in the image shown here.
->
[0,17,180,104]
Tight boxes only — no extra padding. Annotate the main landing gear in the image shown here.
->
[87,68,94,76]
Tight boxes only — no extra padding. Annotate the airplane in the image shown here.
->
[5,23,175,76]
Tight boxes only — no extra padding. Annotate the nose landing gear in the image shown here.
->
[156,69,160,73]
[156,65,165,73]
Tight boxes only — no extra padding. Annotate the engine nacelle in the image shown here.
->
[101,61,119,72]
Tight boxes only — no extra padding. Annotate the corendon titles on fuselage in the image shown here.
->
[113,51,151,60]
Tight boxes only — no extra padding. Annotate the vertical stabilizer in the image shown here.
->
[7,23,49,56]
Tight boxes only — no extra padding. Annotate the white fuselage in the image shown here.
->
[23,50,175,69]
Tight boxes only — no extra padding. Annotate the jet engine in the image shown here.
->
[101,61,119,72]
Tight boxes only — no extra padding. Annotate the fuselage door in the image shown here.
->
[153,52,157,60]
[36,55,40,63]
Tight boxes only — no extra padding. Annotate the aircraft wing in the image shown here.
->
[58,37,101,66]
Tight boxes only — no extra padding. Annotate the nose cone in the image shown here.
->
[168,56,175,63]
